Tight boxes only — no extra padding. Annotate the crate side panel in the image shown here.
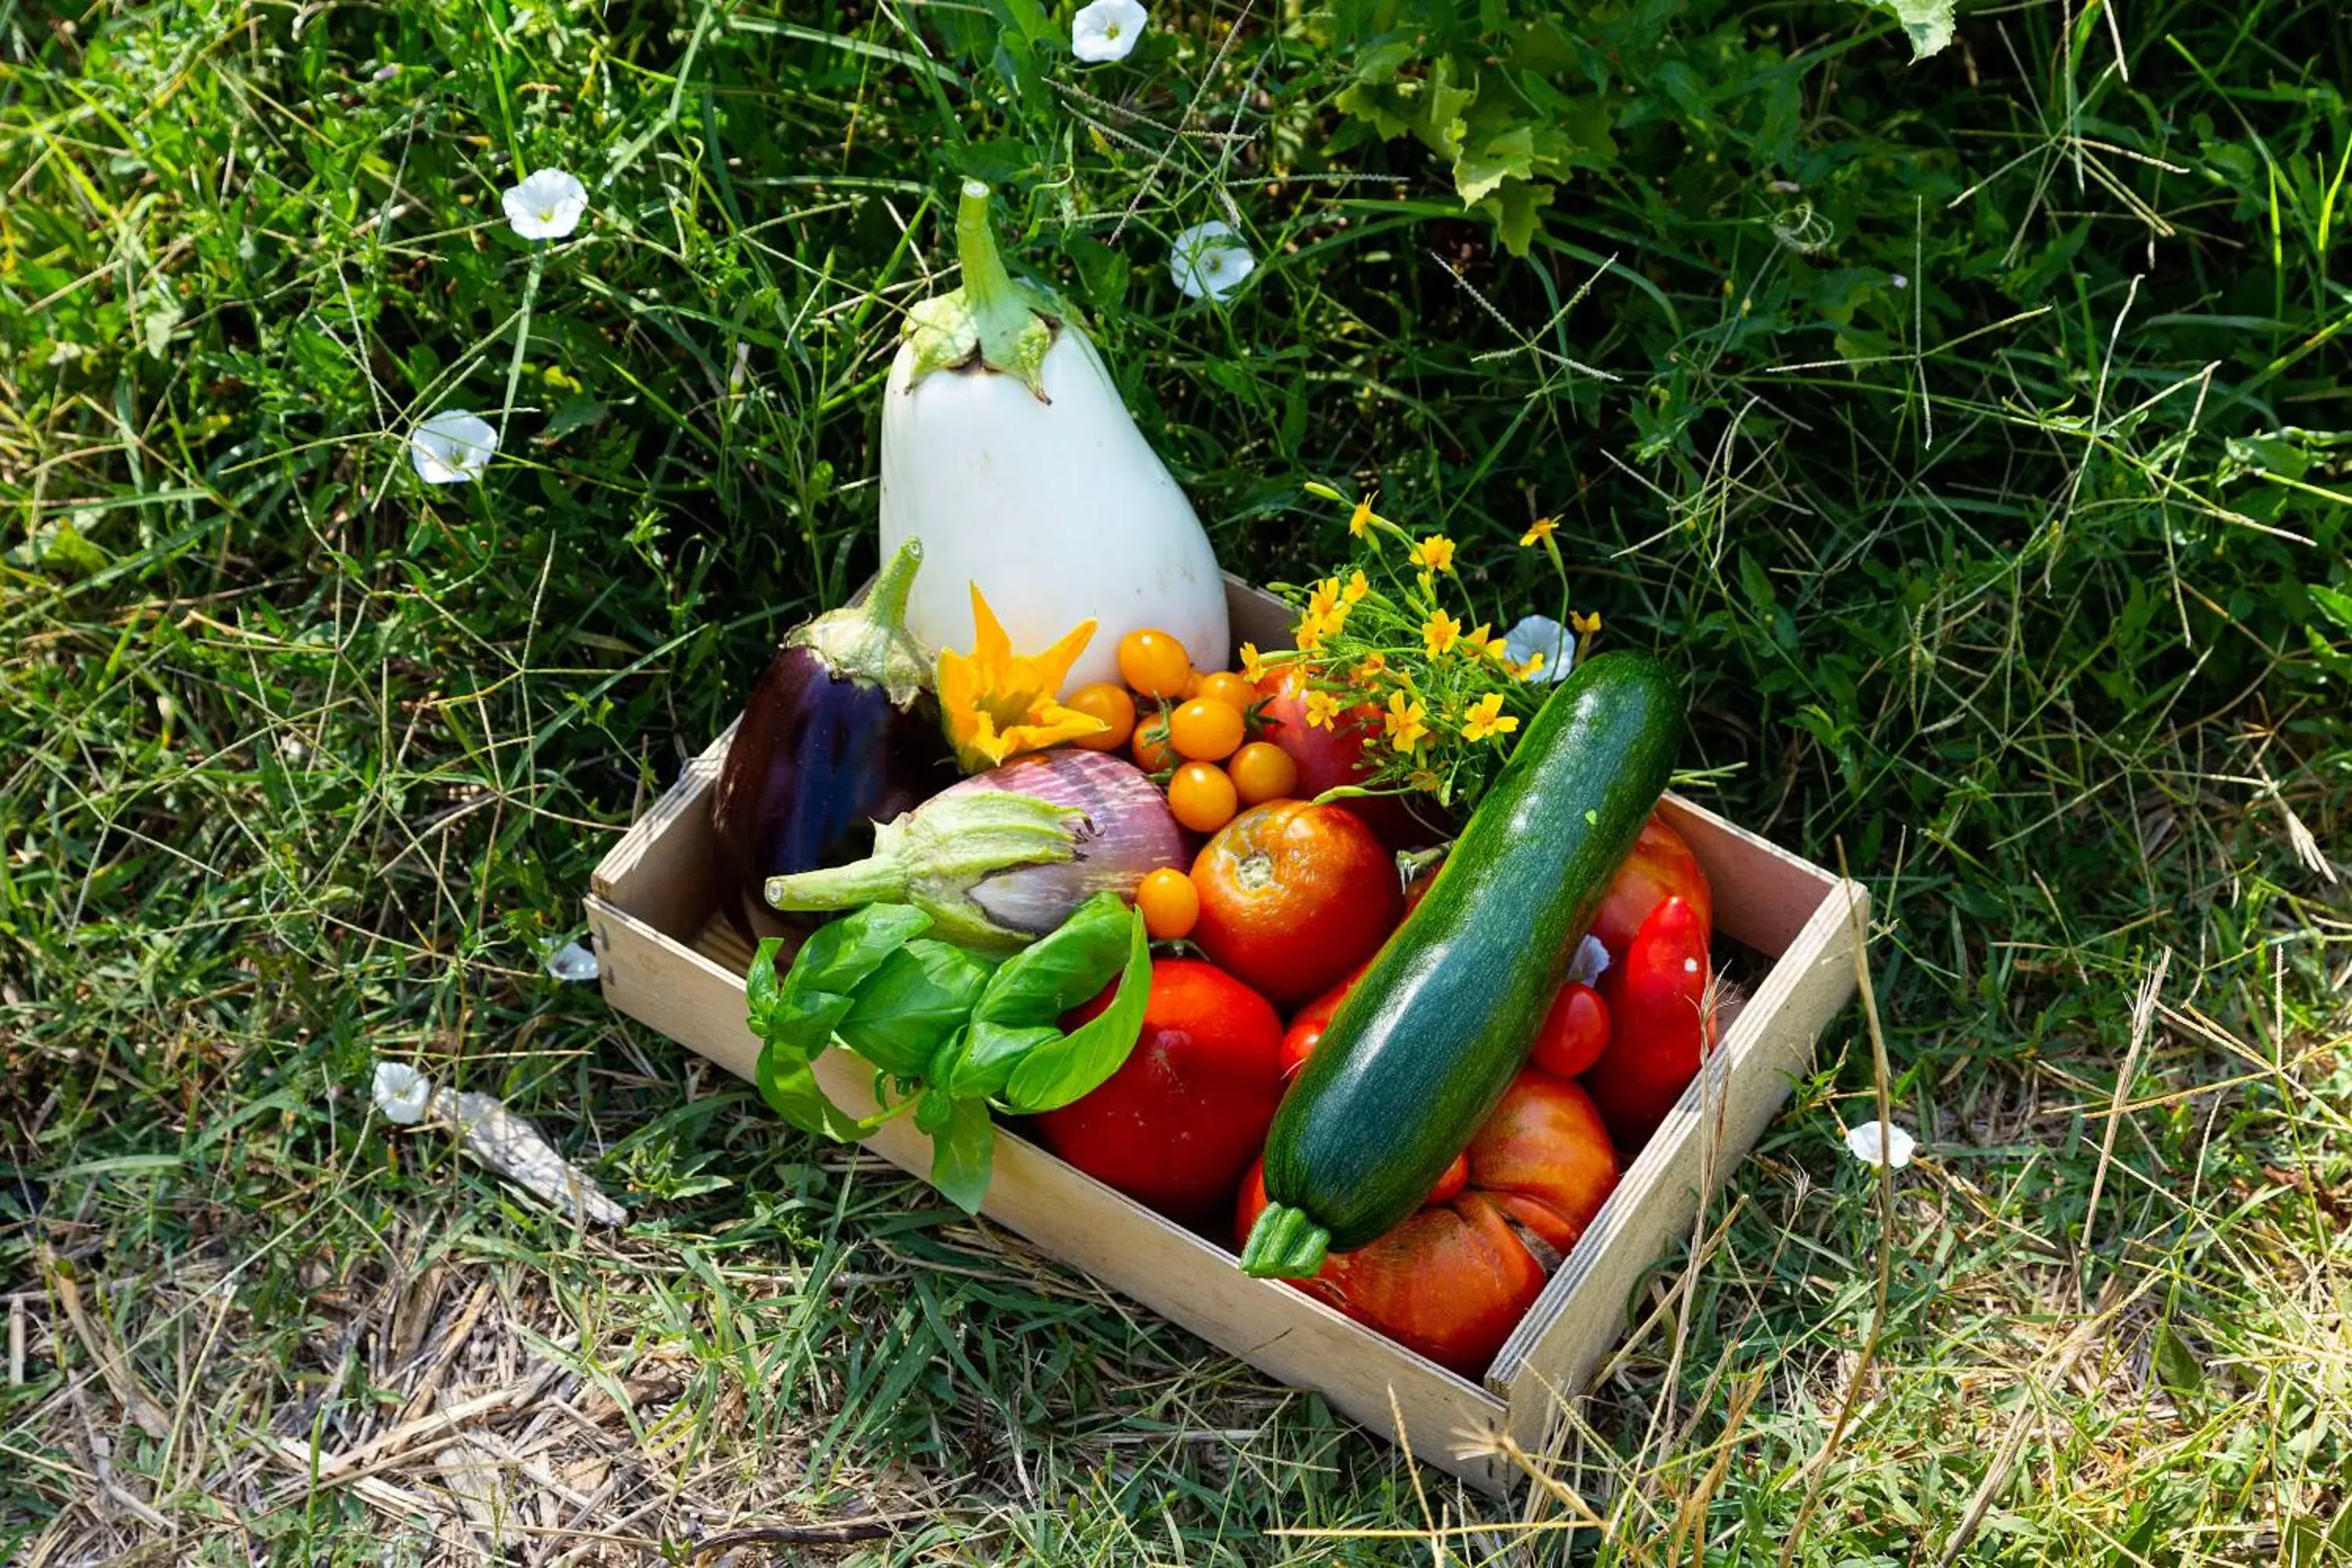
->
[590,724,735,942]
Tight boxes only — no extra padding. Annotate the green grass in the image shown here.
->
[3,0,2349,1561]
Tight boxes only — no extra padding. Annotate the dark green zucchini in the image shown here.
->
[1239,651,1684,1279]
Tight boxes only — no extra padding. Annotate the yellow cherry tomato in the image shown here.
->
[1132,711,1176,773]
[1195,671,1258,711]
[1180,669,1205,699]
[1118,629,1192,700]
[1168,699,1246,762]
[1135,867,1200,941]
[1167,762,1239,833]
[1065,682,1137,752]
[1228,741,1301,806]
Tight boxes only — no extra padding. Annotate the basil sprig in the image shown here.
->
[746,891,1151,1213]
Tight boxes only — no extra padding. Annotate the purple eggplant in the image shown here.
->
[710,539,955,931]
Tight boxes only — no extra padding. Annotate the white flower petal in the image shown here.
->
[502,167,588,241]
[1169,220,1255,302]
[1564,934,1610,989]
[1503,615,1574,684]
[408,409,498,485]
[1845,1119,1917,1171]
[543,939,599,982]
[1072,0,1147,62]
[373,1061,434,1125]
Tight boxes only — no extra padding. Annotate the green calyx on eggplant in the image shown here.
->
[710,539,957,922]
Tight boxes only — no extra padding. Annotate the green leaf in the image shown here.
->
[927,1097,996,1214]
[2308,583,2352,636]
[1864,0,1955,58]
[1454,125,1535,206]
[1475,180,1555,258]
[746,906,932,1140]
[836,939,995,1076]
[1005,906,1151,1111]
[2152,1321,2205,1399]
[971,891,1134,1028]
[942,1021,1061,1101]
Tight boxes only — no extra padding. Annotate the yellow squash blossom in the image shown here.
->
[935,586,1108,771]
[1406,534,1456,575]
[1460,691,1520,743]
[1519,517,1558,547]
[1383,690,1430,753]
[1421,608,1462,657]
[1304,688,1344,729]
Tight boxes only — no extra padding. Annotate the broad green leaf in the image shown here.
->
[1006,906,1152,1112]
[943,1022,1061,1102]
[1477,180,1555,258]
[971,891,1134,1027]
[2151,1320,2205,1399]
[837,939,995,1076]
[2308,583,2352,635]
[1454,125,1535,205]
[927,1097,996,1214]
[1865,0,1955,58]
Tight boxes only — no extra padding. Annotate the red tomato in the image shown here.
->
[1036,960,1285,1224]
[1589,815,1714,961]
[1530,982,1610,1079]
[1190,802,1402,1008]
[1236,1072,1620,1375]
[1253,666,1432,847]
[1583,895,1715,1150]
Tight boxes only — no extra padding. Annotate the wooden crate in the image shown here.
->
[586,577,1866,1495]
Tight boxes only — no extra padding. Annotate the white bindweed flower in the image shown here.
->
[373,1061,434,1125]
[408,409,497,485]
[503,168,588,241]
[1169,220,1255,302]
[543,939,599,982]
[1845,1119,1917,1171]
[1564,935,1611,988]
[1504,615,1574,684]
[1072,0,1147,63]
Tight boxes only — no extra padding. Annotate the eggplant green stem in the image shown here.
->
[902,181,1056,400]
[764,789,1084,954]
[787,537,933,710]
[1240,1202,1330,1279]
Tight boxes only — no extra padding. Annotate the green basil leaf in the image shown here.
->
[971,891,1134,1029]
[927,1097,996,1214]
[746,937,787,1035]
[911,1086,953,1138]
[757,1058,868,1142]
[746,906,932,1142]
[836,939,996,1076]
[789,904,933,995]
[1006,906,1152,1112]
[946,1022,1061,1102]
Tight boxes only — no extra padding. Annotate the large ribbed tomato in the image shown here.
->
[1189,801,1402,1008]
[1235,1071,1620,1376]
[1034,960,1285,1225]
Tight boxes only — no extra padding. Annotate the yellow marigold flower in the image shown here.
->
[1304,688,1343,729]
[1571,609,1602,637]
[1519,517,1557,548]
[1350,650,1388,688]
[935,586,1108,771]
[1421,608,1462,657]
[1294,610,1328,652]
[1406,534,1456,575]
[1464,622,1510,662]
[1307,577,1342,620]
[1460,691,1520,743]
[1342,569,1370,605]
[1239,641,1270,685]
[1348,493,1378,539]
[1383,690,1429,753]
[1406,768,1442,794]
[1510,650,1547,681]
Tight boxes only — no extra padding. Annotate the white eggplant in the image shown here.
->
[880,181,1229,692]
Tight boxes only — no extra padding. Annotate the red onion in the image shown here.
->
[762,750,1183,953]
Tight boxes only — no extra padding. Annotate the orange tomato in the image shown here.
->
[1195,671,1258,711]
[1181,670,1205,699]
[1168,699,1246,762]
[1065,682,1137,752]
[1227,741,1299,806]
[1167,762,1238,833]
[1118,630,1192,700]
[1131,711,1176,773]
[1135,868,1200,940]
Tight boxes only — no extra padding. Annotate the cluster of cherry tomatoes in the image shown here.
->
[1065,625,1298,831]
